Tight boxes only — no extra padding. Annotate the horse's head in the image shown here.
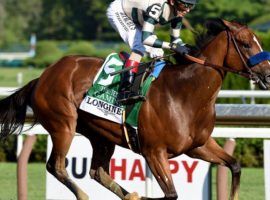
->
[219,19,270,90]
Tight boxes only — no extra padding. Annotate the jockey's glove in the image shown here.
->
[170,43,190,55]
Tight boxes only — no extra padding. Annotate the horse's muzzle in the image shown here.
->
[257,74,270,90]
[250,73,269,90]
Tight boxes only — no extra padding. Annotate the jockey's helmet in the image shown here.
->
[178,0,197,4]
[172,0,197,11]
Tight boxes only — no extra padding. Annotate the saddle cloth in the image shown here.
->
[80,53,124,124]
[79,52,166,126]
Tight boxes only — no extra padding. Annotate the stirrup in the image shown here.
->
[125,124,141,153]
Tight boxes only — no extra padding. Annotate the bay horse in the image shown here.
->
[1,19,270,200]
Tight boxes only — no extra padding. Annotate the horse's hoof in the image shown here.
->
[124,192,140,200]
[77,191,89,200]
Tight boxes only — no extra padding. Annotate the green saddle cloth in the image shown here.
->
[79,53,154,127]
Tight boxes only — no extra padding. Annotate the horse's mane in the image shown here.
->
[173,18,246,64]
[195,18,227,50]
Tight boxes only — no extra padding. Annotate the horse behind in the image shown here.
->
[1,19,270,200]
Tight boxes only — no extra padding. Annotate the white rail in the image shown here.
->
[218,90,270,98]
[1,87,270,139]
[0,87,18,96]
[1,87,270,98]
[0,52,32,61]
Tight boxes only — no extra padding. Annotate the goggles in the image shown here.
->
[176,0,196,10]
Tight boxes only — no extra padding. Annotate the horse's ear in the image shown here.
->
[205,18,226,35]
[221,19,238,32]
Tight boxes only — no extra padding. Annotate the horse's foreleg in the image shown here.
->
[92,167,140,200]
[186,137,241,200]
[88,134,139,200]
[46,131,89,200]
[143,148,178,200]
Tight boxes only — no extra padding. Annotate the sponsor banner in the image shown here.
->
[46,136,210,200]
[80,96,124,124]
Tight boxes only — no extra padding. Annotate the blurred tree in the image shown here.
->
[38,0,112,40]
[1,0,270,43]
[0,0,6,46]
[188,0,264,25]
[1,0,42,45]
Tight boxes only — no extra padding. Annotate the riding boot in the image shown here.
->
[118,60,139,104]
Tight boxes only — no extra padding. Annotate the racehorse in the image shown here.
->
[1,19,270,200]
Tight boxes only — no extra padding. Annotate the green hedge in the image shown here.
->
[64,41,95,56]
[0,135,47,163]
[24,41,63,68]
[216,138,264,167]
[29,136,47,162]
[0,136,17,162]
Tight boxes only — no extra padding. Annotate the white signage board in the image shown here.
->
[46,135,210,200]
[264,140,270,200]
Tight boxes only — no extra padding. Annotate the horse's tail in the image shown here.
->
[0,78,39,140]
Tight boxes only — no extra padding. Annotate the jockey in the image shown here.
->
[107,0,197,103]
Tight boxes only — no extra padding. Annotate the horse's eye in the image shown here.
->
[243,43,250,49]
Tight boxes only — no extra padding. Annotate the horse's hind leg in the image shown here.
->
[37,110,89,199]
[88,133,139,200]
[46,130,89,200]
[186,137,241,200]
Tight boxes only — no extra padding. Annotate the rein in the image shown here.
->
[184,54,251,78]
[110,51,250,78]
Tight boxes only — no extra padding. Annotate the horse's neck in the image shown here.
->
[195,32,228,100]
[200,31,228,70]
[165,32,228,107]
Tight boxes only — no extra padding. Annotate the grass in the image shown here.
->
[0,67,44,87]
[0,163,46,200]
[211,166,265,200]
[0,163,265,200]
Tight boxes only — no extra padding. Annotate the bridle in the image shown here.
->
[185,29,254,78]
[183,28,270,89]
[229,27,262,81]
